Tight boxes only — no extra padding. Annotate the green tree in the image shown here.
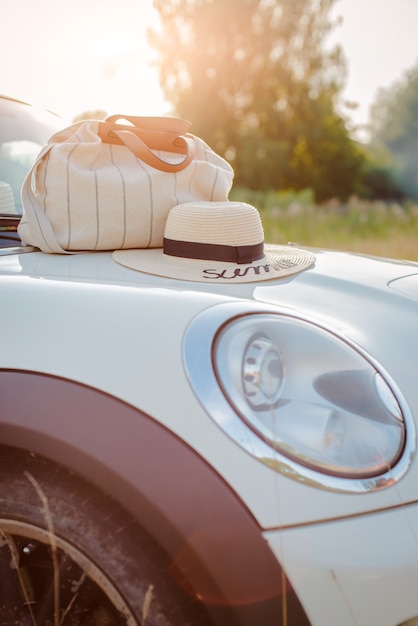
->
[150,0,364,199]
[369,63,418,198]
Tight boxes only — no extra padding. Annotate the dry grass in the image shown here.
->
[230,187,418,262]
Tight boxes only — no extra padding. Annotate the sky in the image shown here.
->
[2,0,418,139]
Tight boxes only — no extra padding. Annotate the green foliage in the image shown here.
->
[230,185,315,210]
[354,142,403,200]
[150,0,365,200]
[369,63,418,199]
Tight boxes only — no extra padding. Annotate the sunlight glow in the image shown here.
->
[2,0,168,121]
[1,0,418,127]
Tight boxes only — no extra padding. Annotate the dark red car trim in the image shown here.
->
[0,370,310,625]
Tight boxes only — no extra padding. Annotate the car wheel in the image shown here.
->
[0,447,210,625]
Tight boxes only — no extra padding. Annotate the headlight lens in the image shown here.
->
[242,335,284,409]
[213,314,405,478]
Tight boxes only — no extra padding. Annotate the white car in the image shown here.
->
[1,95,418,626]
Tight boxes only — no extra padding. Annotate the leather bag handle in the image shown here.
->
[105,115,191,134]
[98,116,195,172]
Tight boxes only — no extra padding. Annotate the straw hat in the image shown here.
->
[112,201,315,283]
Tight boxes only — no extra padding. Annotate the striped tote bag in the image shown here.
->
[18,115,234,253]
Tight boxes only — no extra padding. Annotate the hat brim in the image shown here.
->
[112,244,315,283]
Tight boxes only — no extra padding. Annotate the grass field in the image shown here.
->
[230,187,418,262]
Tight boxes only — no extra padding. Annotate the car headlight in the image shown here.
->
[214,314,405,478]
[184,304,414,492]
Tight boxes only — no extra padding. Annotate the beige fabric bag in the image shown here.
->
[18,115,234,253]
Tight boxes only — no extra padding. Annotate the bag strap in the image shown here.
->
[98,116,195,172]
[20,143,76,254]
[105,115,191,134]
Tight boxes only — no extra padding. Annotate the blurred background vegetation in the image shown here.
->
[82,0,418,259]
[149,0,418,200]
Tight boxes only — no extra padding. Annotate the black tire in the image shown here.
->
[0,447,211,626]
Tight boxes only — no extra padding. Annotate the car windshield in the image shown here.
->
[0,97,62,215]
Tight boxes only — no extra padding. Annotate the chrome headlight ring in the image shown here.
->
[183,302,415,493]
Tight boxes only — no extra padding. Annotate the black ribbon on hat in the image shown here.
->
[163,238,264,264]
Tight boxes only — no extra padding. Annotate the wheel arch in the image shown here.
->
[0,369,310,626]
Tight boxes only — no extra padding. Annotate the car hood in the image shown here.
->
[2,245,418,358]
[3,243,417,294]
[4,244,418,398]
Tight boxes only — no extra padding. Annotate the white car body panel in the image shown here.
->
[2,248,418,536]
[6,95,418,626]
[266,503,418,626]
